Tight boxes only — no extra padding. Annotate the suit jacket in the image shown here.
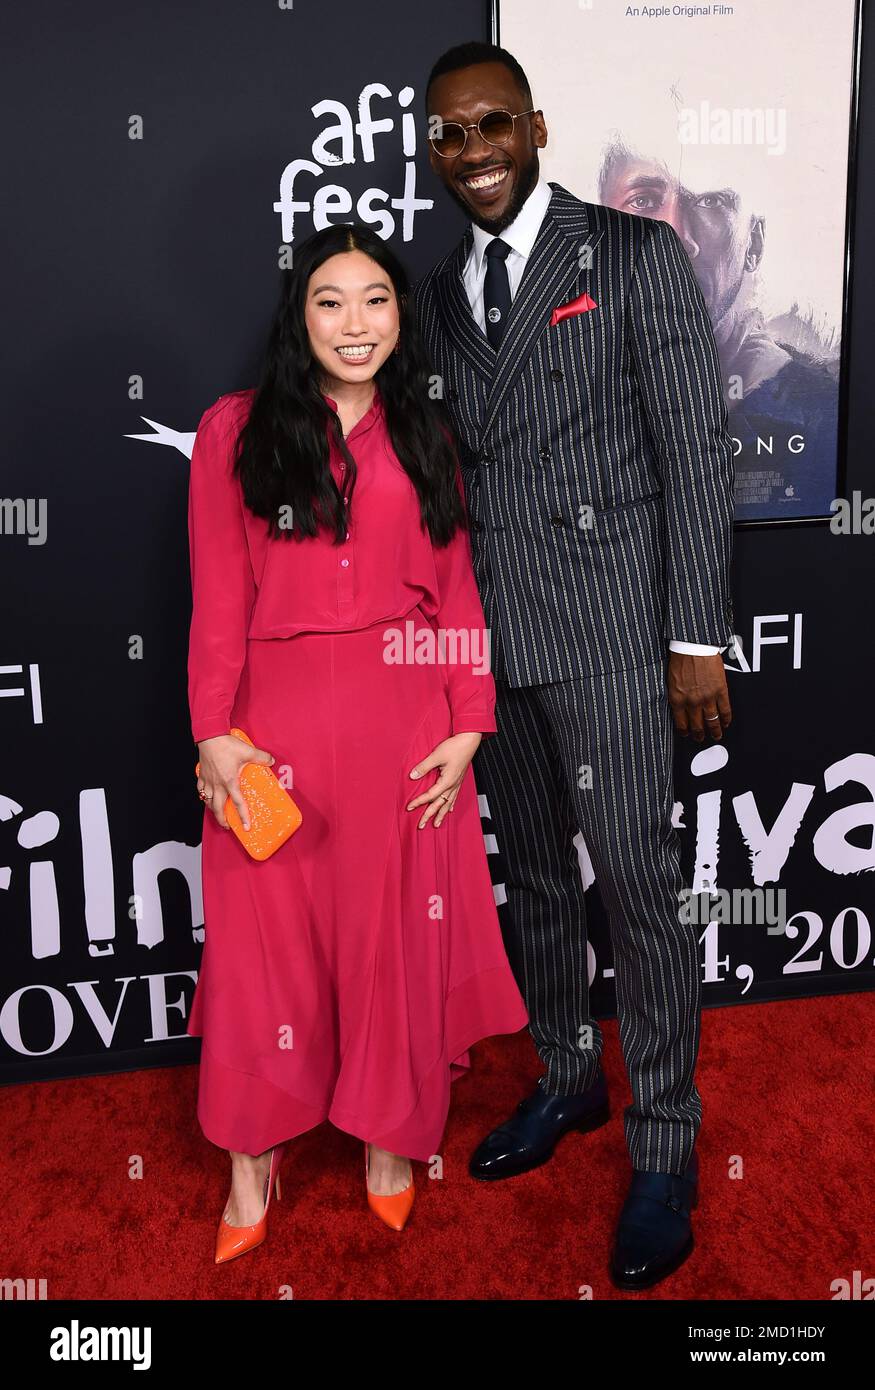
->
[412,181,735,688]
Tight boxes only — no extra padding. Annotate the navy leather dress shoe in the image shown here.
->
[609,1149,699,1289]
[469,1071,610,1180]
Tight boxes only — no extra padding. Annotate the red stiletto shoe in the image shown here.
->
[214,1142,287,1265]
[364,1142,415,1231]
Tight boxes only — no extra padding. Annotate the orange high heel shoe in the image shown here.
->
[364,1142,415,1231]
[214,1142,287,1265]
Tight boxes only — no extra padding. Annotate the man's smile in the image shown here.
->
[461,165,509,189]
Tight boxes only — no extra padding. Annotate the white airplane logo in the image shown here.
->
[124,417,196,459]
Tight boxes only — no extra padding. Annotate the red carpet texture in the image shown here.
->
[2,992,873,1300]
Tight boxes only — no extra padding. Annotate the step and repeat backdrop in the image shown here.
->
[1,0,873,1084]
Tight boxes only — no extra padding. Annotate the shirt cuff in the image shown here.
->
[192,719,232,744]
[668,640,722,656]
[451,714,498,737]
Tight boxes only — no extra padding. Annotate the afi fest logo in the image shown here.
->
[272,80,433,247]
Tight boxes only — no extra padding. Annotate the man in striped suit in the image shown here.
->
[414,42,735,1290]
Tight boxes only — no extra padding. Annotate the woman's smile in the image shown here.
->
[335,343,377,363]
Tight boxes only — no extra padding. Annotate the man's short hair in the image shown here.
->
[425,41,533,112]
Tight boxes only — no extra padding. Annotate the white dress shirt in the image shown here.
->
[461,176,722,658]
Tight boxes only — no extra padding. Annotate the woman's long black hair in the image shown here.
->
[232,223,467,548]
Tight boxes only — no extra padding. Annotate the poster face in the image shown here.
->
[498,0,859,521]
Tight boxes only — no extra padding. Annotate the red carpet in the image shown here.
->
[4,993,873,1300]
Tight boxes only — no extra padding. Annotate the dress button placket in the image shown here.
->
[337,457,353,609]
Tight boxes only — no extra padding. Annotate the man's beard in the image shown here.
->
[446,155,541,234]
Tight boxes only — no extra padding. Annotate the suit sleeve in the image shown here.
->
[187,397,256,744]
[627,217,735,647]
[430,460,498,737]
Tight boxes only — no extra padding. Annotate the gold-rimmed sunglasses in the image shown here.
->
[428,108,537,159]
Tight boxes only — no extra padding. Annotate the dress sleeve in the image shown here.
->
[430,459,498,737]
[187,396,256,744]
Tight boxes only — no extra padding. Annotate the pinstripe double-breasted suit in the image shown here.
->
[413,181,735,1175]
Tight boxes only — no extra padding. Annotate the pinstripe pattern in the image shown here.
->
[413,182,735,687]
[471,662,701,1174]
[412,184,733,1173]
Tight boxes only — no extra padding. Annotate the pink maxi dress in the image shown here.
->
[185,385,528,1161]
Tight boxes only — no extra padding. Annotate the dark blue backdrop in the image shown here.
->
[1,0,873,1086]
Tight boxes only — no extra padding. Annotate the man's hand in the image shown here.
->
[667,652,732,742]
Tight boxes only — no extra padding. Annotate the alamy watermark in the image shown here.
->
[678,885,787,935]
[0,498,47,545]
[829,492,875,535]
[382,620,491,676]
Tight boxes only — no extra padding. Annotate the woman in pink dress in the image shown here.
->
[186,222,528,1262]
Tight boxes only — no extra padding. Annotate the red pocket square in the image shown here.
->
[549,291,598,326]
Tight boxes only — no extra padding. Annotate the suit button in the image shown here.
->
[447,388,460,402]
[480,454,494,466]
[539,447,551,460]
[472,521,484,532]
[550,369,564,383]
[550,514,565,526]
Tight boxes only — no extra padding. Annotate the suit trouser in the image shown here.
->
[471,655,702,1175]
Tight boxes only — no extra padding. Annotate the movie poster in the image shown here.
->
[498,0,859,521]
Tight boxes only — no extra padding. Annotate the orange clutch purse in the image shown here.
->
[195,727,302,861]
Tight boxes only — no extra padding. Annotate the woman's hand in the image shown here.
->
[406,732,482,829]
[196,733,275,830]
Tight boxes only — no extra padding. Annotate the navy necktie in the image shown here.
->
[483,238,512,349]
